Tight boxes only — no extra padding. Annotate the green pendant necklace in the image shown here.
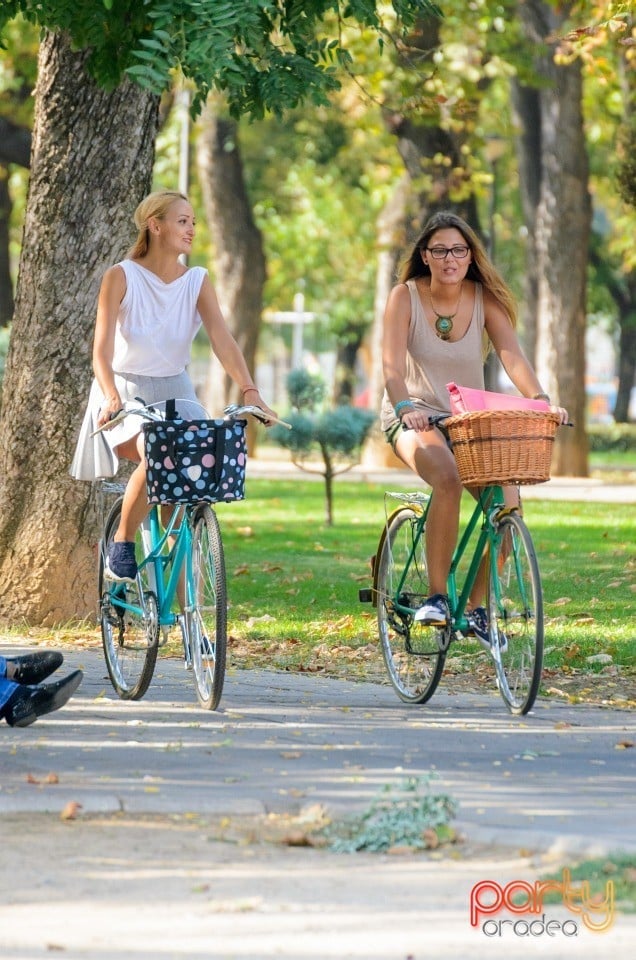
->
[430,285,462,341]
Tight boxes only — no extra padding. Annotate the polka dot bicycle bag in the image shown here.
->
[143,416,247,505]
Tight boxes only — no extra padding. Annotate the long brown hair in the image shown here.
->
[398,211,518,329]
[126,190,189,259]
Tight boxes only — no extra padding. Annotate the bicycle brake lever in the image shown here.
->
[224,404,292,429]
[90,408,126,437]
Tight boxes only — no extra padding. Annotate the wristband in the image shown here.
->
[533,393,550,403]
[394,400,415,417]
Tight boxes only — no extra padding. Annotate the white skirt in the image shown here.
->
[70,371,208,481]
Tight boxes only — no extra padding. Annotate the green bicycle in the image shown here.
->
[97,402,271,710]
[360,412,562,716]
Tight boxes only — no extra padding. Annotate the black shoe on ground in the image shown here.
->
[4,651,63,685]
[2,670,83,728]
[105,541,138,583]
[414,593,450,626]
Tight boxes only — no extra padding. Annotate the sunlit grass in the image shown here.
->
[2,477,633,704]
[216,479,635,683]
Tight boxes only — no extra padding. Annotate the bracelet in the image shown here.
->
[533,392,550,403]
[394,400,415,417]
[241,385,260,395]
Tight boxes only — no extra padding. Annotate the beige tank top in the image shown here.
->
[381,279,486,430]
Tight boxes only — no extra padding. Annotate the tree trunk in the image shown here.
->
[196,107,266,427]
[516,1,591,476]
[362,176,411,468]
[0,167,13,327]
[0,118,32,329]
[510,82,541,363]
[333,333,363,404]
[614,300,636,423]
[0,30,159,624]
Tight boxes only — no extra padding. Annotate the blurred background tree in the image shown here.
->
[269,369,376,526]
[0,0,635,621]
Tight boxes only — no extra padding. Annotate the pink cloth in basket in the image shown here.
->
[446,382,550,415]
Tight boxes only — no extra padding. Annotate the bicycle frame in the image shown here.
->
[139,505,192,627]
[106,504,192,641]
[387,485,506,634]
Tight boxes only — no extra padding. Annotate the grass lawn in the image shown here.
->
[212,477,635,706]
[2,473,632,708]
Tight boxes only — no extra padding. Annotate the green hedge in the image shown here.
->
[587,423,636,452]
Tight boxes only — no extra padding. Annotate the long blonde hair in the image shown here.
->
[399,211,518,329]
[127,190,189,259]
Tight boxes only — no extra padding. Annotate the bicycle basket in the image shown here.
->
[445,409,561,486]
[143,418,247,504]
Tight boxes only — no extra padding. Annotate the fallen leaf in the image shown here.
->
[281,831,314,847]
[423,828,439,848]
[60,801,82,821]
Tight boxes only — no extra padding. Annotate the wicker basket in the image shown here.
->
[445,409,561,486]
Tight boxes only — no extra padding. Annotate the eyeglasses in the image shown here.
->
[426,245,470,260]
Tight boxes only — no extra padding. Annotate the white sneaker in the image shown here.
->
[414,594,450,626]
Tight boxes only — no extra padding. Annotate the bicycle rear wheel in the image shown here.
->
[99,498,159,700]
[187,504,227,710]
[376,505,446,704]
[487,512,543,715]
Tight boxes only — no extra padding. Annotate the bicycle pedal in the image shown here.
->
[359,588,373,603]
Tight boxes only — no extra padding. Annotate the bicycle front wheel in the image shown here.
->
[376,505,446,704]
[487,512,543,715]
[99,498,159,700]
[187,505,227,710]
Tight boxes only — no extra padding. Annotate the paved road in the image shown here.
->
[2,646,635,959]
[2,463,634,959]
[2,647,634,856]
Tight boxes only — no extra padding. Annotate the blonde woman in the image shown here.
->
[72,189,275,582]
[381,211,567,642]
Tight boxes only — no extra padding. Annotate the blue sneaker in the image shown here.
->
[468,607,508,653]
[414,593,450,626]
[467,607,490,648]
[105,541,138,583]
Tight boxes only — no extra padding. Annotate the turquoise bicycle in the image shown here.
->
[360,410,562,716]
[97,401,272,710]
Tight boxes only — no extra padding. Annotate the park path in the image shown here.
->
[1,645,635,960]
[1,464,634,959]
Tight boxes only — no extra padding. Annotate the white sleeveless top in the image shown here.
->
[112,260,208,377]
[381,279,486,430]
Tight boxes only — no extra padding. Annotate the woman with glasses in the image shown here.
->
[381,210,567,640]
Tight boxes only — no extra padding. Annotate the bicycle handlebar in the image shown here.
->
[91,399,292,437]
[223,403,292,429]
